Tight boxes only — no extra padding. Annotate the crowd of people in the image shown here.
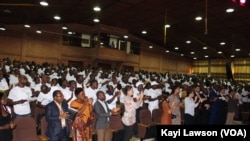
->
[0,57,250,141]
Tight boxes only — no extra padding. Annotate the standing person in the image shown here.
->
[84,79,99,105]
[184,90,199,125]
[45,90,70,141]
[159,93,172,125]
[94,91,120,141]
[0,92,16,141]
[7,75,33,119]
[70,88,94,141]
[169,85,182,125]
[225,89,238,125]
[122,85,144,141]
[0,70,9,93]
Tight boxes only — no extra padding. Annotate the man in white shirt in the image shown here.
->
[36,84,54,107]
[8,75,33,118]
[85,79,99,105]
[0,70,9,92]
[147,81,161,115]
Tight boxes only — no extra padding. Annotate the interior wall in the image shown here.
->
[0,24,193,74]
[193,59,250,83]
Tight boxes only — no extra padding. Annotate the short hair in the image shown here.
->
[53,90,61,98]
[96,90,104,98]
[75,87,84,97]
[89,79,98,85]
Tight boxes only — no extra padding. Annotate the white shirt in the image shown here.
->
[84,87,98,105]
[106,92,118,110]
[8,86,32,115]
[133,87,143,107]
[37,91,53,106]
[9,74,18,86]
[147,88,161,114]
[0,78,9,91]
[184,97,199,116]
[62,87,76,106]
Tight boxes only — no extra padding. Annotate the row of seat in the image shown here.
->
[12,108,161,141]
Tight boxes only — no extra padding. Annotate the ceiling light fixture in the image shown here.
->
[36,29,42,34]
[62,26,68,30]
[149,46,153,49]
[226,8,234,13]
[230,55,235,58]
[24,24,31,28]
[93,6,101,12]
[54,15,61,20]
[174,47,179,50]
[180,54,184,56]
[40,0,49,6]
[205,55,209,58]
[0,25,6,31]
[141,30,147,34]
[195,16,202,21]
[218,51,222,54]
[193,57,197,60]
[190,51,195,54]
[186,40,191,44]
[165,24,170,28]
[220,42,226,45]
[203,46,207,50]
[235,48,241,51]
[93,18,100,23]
[165,50,169,53]
[123,35,128,39]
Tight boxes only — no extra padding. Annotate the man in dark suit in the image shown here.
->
[94,91,119,141]
[45,90,70,141]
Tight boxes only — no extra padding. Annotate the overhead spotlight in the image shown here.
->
[186,40,191,44]
[195,16,202,21]
[235,48,241,51]
[220,42,226,45]
[193,57,197,60]
[54,15,61,20]
[204,55,209,58]
[93,18,100,23]
[165,24,171,28]
[203,46,208,50]
[24,24,31,28]
[218,51,222,54]
[165,50,169,53]
[0,24,6,30]
[36,29,42,34]
[123,35,128,39]
[149,45,153,49]
[40,0,49,6]
[180,54,184,56]
[0,25,6,31]
[93,6,101,12]
[62,26,68,30]
[141,30,147,34]
[226,8,234,13]
[174,47,179,50]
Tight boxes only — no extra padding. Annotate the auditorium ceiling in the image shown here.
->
[0,0,250,60]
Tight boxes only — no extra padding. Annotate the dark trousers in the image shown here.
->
[123,124,134,141]
[49,128,70,141]
[184,114,194,125]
